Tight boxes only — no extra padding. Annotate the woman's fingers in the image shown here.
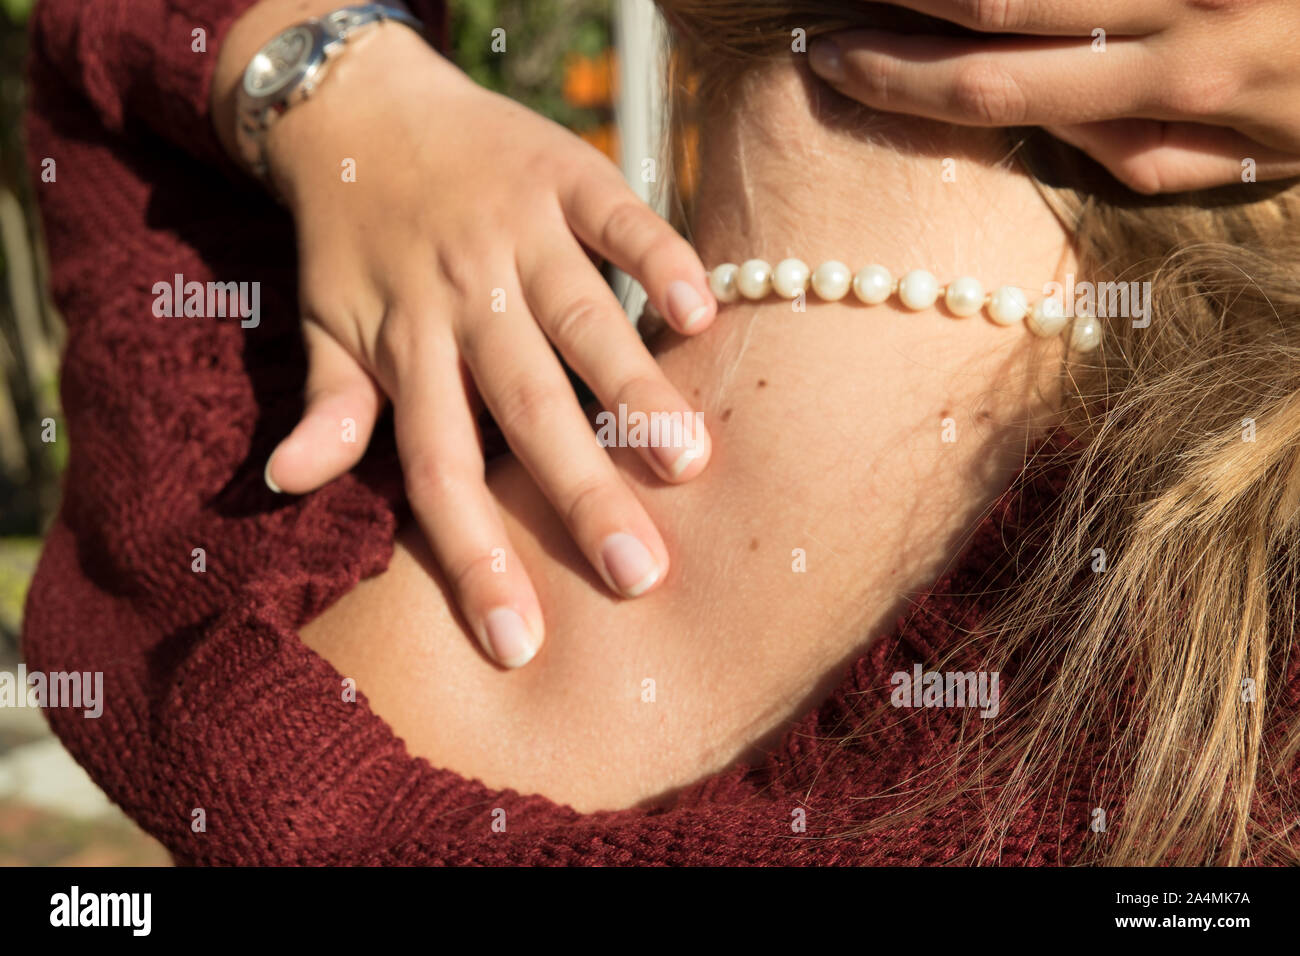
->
[560,167,717,335]
[518,236,711,484]
[389,329,545,669]
[808,17,1300,195]
[852,0,1167,35]
[1047,120,1300,194]
[809,31,1157,129]
[459,278,670,599]
[266,323,382,494]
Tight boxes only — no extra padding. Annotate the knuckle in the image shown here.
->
[455,315,491,364]
[961,0,1023,31]
[433,244,484,299]
[561,476,613,533]
[599,199,652,257]
[547,294,608,350]
[446,550,505,602]
[950,60,1030,125]
[495,375,564,437]
[634,232,683,279]
[1155,67,1238,117]
[373,308,418,380]
[851,51,899,102]
[524,145,568,184]
[404,454,480,514]
[610,372,664,414]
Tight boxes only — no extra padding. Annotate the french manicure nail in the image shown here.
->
[600,532,662,597]
[667,280,710,330]
[483,607,539,668]
[652,429,707,478]
[809,39,844,83]
[669,444,705,478]
[264,453,283,494]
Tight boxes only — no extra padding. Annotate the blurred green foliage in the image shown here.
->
[0,0,44,648]
[0,0,33,26]
[451,0,611,130]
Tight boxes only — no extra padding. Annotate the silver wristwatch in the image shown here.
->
[235,3,424,183]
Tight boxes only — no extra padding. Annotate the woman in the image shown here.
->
[21,0,1300,865]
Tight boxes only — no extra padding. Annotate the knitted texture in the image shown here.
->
[20,0,1298,866]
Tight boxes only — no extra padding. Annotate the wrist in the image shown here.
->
[261,22,466,202]
[212,1,427,182]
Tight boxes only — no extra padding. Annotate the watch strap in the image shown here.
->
[236,4,425,190]
[318,4,424,45]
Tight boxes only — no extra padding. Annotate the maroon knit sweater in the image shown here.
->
[22,0,1300,866]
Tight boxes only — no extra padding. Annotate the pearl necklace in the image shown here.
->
[706,259,1102,352]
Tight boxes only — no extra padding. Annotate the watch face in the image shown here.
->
[244,25,315,99]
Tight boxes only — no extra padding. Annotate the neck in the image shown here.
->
[297,66,1083,812]
[689,60,1076,301]
[666,59,1070,437]
[641,61,1069,691]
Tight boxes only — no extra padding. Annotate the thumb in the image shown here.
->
[265,323,384,494]
[1045,120,1300,195]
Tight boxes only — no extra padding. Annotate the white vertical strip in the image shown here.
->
[611,0,665,324]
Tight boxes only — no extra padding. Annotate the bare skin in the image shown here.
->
[213,1,719,668]
[299,61,1073,812]
[811,0,1300,193]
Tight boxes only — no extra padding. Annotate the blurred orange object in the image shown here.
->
[580,123,620,162]
[563,50,617,108]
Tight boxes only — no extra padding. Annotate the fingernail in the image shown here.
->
[264,453,283,494]
[669,444,705,478]
[666,280,710,330]
[809,39,844,82]
[483,607,539,668]
[600,532,662,597]
[652,424,708,478]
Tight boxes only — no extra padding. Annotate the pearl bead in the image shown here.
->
[709,263,740,304]
[811,260,852,301]
[898,269,940,311]
[1069,313,1102,352]
[944,277,985,317]
[1026,297,1068,337]
[987,285,1028,325]
[852,265,893,305]
[772,258,811,299]
[736,259,772,300]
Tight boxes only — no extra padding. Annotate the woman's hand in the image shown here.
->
[808,0,1300,193]
[230,23,716,668]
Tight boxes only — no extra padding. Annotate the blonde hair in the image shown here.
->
[658,0,1300,865]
